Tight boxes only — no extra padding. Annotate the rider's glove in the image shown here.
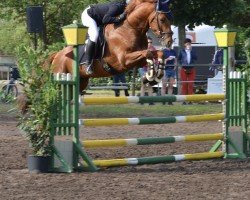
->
[118,12,126,21]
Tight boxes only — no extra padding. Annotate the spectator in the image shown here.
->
[113,72,129,97]
[211,48,223,76]
[178,38,197,104]
[138,36,156,105]
[161,46,177,105]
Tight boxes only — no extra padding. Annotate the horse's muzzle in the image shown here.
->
[161,39,173,48]
[167,40,173,47]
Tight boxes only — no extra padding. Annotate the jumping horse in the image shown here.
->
[52,0,173,91]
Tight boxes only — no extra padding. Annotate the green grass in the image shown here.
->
[0,102,18,114]
[80,103,223,118]
[0,91,223,119]
[81,90,223,118]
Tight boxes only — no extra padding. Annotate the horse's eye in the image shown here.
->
[160,18,166,23]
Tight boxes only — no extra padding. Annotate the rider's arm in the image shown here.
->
[102,5,126,24]
[178,50,183,65]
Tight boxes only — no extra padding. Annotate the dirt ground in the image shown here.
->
[0,113,250,200]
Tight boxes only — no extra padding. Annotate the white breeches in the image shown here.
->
[81,7,99,42]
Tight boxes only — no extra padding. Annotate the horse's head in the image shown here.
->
[148,10,173,47]
[125,0,173,47]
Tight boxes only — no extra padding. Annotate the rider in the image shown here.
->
[81,0,128,74]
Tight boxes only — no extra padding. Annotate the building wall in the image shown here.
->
[0,55,17,80]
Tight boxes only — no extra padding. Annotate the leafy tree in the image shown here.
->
[229,1,250,62]
[0,0,104,53]
[0,0,249,55]
[229,0,250,28]
[0,19,30,55]
[170,0,244,47]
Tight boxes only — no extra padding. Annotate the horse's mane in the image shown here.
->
[125,0,157,15]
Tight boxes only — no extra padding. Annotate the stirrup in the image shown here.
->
[80,61,89,66]
[86,66,93,75]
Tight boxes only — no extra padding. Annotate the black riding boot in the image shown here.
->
[115,90,120,97]
[124,90,129,96]
[81,40,96,74]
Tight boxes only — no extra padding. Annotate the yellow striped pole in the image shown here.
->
[84,151,224,168]
[80,94,225,105]
[82,133,224,148]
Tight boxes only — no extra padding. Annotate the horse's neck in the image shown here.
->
[125,3,153,33]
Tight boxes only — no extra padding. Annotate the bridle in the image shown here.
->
[154,11,173,39]
[124,4,173,39]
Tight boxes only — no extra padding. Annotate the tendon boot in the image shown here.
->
[81,40,96,75]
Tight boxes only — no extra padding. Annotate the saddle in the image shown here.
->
[78,27,106,64]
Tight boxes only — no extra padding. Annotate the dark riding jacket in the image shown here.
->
[178,49,197,69]
[87,1,126,26]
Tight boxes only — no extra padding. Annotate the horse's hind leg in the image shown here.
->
[80,77,89,95]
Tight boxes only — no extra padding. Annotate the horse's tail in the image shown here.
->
[48,52,57,63]
[43,52,57,70]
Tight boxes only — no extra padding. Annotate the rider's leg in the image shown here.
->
[140,80,145,97]
[119,73,129,96]
[161,77,167,96]
[168,77,175,95]
[83,40,96,74]
[124,89,129,96]
[81,7,99,74]
[113,74,120,97]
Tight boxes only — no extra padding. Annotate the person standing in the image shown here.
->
[178,38,197,104]
[81,1,127,74]
[113,72,129,97]
[161,46,177,105]
[211,48,223,76]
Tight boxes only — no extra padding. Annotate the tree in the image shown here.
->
[229,0,250,28]
[0,0,105,53]
[0,0,249,55]
[170,0,244,47]
[0,19,30,55]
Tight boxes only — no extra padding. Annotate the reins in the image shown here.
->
[155,12,173,39]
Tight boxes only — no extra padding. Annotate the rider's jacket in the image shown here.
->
[87,1,126,26]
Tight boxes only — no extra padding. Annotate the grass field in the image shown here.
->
[80,89,223,117]
[80,102,222,118]
[0,90,223,118]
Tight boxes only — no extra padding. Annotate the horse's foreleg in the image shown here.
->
[123,50,153,68]
[150,50,164,84]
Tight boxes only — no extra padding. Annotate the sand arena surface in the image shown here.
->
[0,114,249,200]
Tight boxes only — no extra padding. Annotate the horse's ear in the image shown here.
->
[161,0,170,4]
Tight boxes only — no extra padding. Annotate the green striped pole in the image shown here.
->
[82,133,223,148]
[72,46,80,169]
[80,94,225,105]
[72,46,97,172]
[86,152,224,167]
[79,113,225,127]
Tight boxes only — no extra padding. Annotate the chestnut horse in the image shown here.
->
[51,0,173,91]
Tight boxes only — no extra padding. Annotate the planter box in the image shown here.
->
[27,155,51,173]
